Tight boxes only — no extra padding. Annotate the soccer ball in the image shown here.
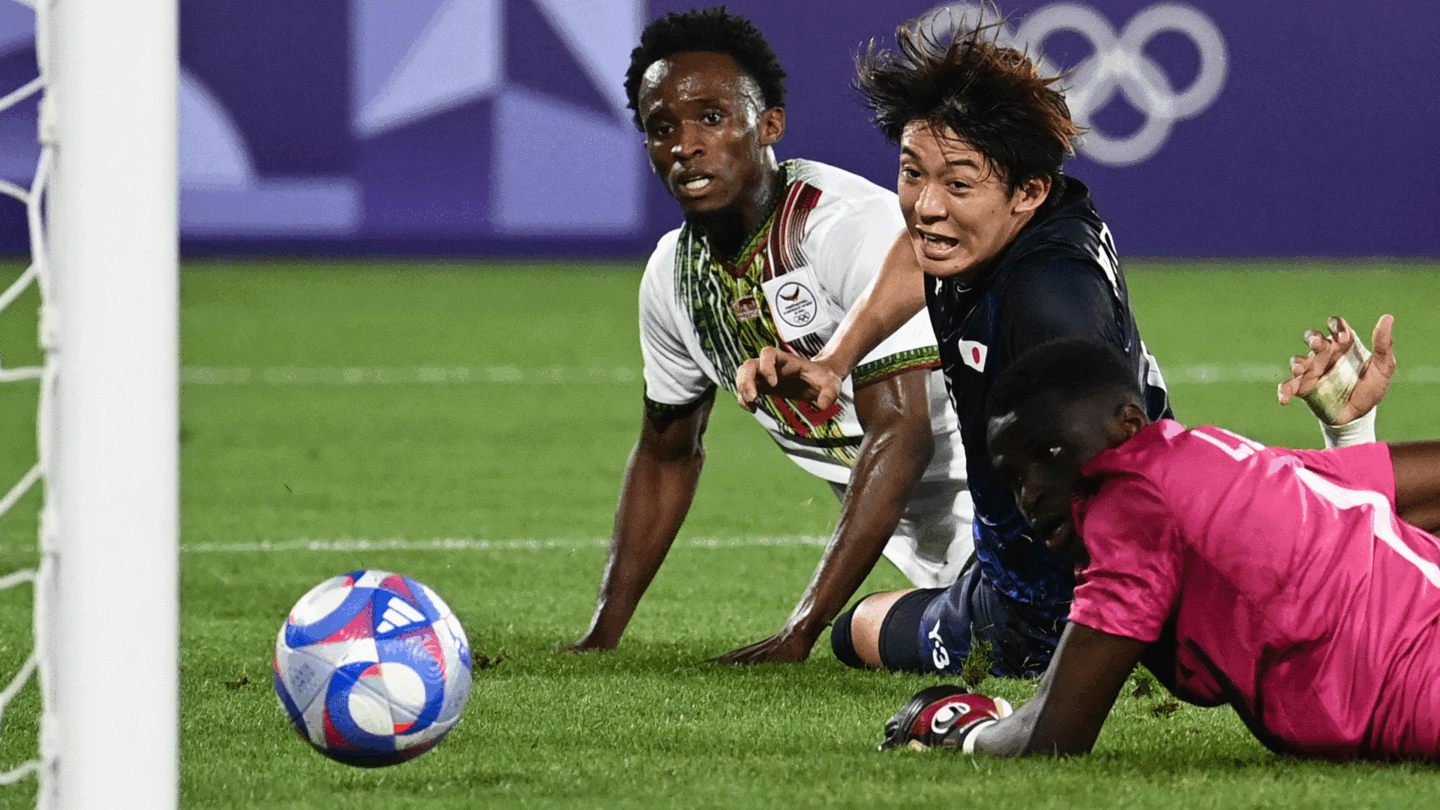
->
[272,569,473,767]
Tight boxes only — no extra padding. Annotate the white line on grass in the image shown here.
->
[180,536,830,553]
[181,366,639,385]
[174,365,1440,385]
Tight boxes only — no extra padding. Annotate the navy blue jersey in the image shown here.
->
[925,177,1172,623]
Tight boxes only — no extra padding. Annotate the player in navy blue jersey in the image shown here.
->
[737,17,1170,677]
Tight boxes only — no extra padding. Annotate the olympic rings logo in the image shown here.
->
[924,3,1228,167]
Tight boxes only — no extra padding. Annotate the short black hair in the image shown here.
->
[623,6,787,131]
[985,339,1141,426]
[855,14,1080,196]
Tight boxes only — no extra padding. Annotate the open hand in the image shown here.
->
[1277,314,1395,425]
[734,347,843,413]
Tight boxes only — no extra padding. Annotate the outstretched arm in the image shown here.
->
[1391,442,1440,535]
[815,232,929,377]
[884,621,1147,756]
[560,392,714,652]
[736,233,927,411]
[968,621,1146,756]
[713,368,935,664]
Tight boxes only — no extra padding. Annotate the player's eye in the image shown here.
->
[1031,442,1064,462]
[702,110,724,124]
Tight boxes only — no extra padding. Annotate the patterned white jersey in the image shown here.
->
[638,160,971,585]
[639,159,964,483]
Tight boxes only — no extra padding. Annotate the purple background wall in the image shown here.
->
[0,1,1435,257]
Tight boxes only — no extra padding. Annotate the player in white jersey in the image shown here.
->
[560,8,973,664]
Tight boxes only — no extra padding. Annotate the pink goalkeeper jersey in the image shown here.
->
[1069,420,1440,760]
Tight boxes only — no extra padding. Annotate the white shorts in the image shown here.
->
[828,478,974,589]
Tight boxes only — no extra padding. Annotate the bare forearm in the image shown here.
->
[971,682,1103,758]
[565,395,711,654]
[785,416,933,640]
[734,241,924,412]
[814,234,927,376]
[786,369,935,636]
[583,446,703,642]
[970,699,1044,757]
[1392,441,1440,533]
[972,623,1147,757]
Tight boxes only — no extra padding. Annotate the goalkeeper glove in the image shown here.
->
[879,684,1012,753]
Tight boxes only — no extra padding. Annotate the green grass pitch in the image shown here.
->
[1,260,1439,808]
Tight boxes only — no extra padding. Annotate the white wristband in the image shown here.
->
[959,719,997,754]
[1320,407,1377,449]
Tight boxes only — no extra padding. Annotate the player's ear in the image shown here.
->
[1115,401,1148,440]
[759,107,785,147]
[1013,175,1051,214]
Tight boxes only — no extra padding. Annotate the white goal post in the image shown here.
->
[39,0,179,807]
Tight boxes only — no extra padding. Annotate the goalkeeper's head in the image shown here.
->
[984,339,1148,567]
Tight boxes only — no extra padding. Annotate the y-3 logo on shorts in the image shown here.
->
[927,623,951,670]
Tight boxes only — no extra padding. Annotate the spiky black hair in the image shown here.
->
[623,6,787,131]
[856,14,1080,194]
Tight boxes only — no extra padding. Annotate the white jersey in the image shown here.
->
[638,159,972,585]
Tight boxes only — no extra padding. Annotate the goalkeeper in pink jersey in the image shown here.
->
[876,317,1440,761]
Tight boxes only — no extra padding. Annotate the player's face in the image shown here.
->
[987,393,1142,567]
[637,52,784,219]
[897,123,1050,282]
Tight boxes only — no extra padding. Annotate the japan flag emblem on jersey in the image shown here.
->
[957,339,987,372]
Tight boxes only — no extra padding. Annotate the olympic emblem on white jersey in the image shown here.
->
[774,281,818,328]
[925,3,1228,167]
[762,268,836,343]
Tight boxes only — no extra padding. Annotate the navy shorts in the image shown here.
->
[873,564,1064,678]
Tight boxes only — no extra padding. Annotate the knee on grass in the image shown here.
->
[831,588,940,671]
